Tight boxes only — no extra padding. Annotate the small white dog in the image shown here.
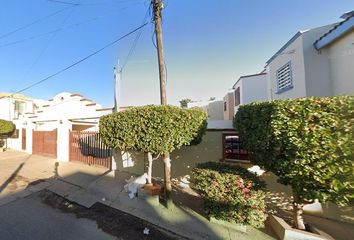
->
[124,173,148,199]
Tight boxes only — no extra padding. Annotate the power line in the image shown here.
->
[0,3,147,48]
[47,0,99,6]
[19,2,79,87]
[5,22,149,97]
[0,6,73,40]
[120,5,151,71]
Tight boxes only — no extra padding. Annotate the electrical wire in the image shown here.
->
[120,5,151,71]
[1,22,149,98]
[47,0,99,6]
[20,2,79,84]
[0,6,73,40]
[0,2,147,48]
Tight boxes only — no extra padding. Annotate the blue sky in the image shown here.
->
[0,0,352,107]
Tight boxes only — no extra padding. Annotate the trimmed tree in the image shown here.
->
[234,96,354,230]
[100,105,207,201]
[0,119,15,149]
[179,98,192,108]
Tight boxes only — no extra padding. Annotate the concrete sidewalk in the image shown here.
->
[0,150,275,240]
[4,150,353,240]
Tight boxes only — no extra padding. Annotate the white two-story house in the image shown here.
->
[266,11,354,100]
[232,72,268,114]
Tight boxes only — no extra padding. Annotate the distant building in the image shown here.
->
[188,100,224,120]
[266,11,354,100]
[0,93,36,121]
[232,72,268,115]
[223,91,235,120]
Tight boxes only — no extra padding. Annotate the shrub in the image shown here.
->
[0,119,15,137]
[100,105,207,154]
[234,96,354,229]
[191,162,267,228]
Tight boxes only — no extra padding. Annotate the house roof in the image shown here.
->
[0,92,33,101]
[265,30,307,65]
[266,22,338,64]
[314,11,354,50]
[232,72,267,89]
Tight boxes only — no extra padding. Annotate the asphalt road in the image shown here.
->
[0,192,116,240]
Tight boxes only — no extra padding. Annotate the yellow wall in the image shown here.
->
[112,130,354,224]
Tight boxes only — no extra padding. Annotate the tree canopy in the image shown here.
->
[0,119,15,137]
[100,105,207,154]
[234,96,354,205]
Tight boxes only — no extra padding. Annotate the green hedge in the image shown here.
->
[234,96,354,205]
[99,105,207,154]
[0,119,15,137]
[191,162,267,228]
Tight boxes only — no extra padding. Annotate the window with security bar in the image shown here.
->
[276,61,293,93]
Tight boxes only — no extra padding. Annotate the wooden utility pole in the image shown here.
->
[152,0,172,205]
[153,0,167,105]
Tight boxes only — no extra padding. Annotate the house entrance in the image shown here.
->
[32,129,57,158]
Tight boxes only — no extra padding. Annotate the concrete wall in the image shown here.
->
[207,101,224,120]
[112,130,354,224]
[326,30,354,95]
[268,35,307,100]
[303,25,334,97]
[112,130,234,179]
[235,162,354,224]
[188,100,224,120]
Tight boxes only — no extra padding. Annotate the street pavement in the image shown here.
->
[0,192,115,240]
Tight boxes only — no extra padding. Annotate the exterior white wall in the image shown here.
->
[0,99,11,120]
[268,35,307,100]
[233,74,268,115]
[326,30,354,95]
[57,120,71,162]
[26,123,35,154]
[242,74,268,104]
[0,97,34,121]
[302,25,335,97]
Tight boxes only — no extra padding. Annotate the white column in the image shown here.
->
[57,120,70,162]
[26,122,34,154]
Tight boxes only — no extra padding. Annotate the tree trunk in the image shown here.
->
[293,193,306,230]
[163,153,172,199]
[147,152,153,184]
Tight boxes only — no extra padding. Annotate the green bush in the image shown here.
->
[99,105,207,154]
[234,96,354,206]
[191,162,267,228]
[0,119,15,137]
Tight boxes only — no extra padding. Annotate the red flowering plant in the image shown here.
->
[191,162,267,228]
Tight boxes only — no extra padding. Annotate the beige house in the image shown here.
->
[223,90,235,120]
[266,11,354,100]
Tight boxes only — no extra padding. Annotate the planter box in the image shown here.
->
[210,217,247,233]
[269,214,334,240]
[143,183,162,196]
